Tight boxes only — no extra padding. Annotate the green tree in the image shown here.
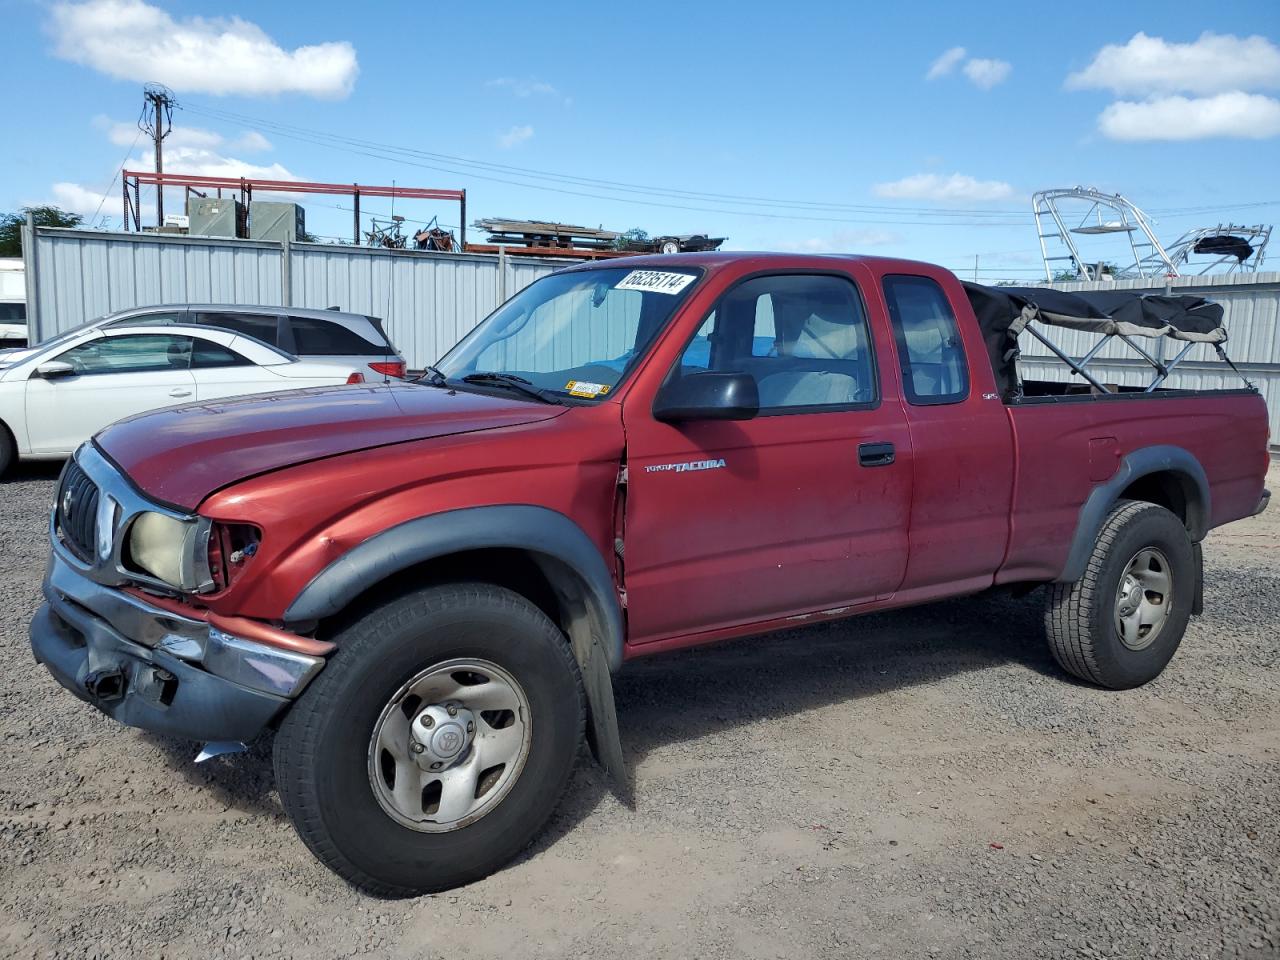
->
[0,206,84,258]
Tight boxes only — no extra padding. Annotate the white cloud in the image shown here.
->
[962,58,1011,90]
[487,77,561,99]
[927,48,1010,90]
[48,0,358,98]
[46,114,299,223]
[106,121,223,150]
[779,229,902,252]
[1067,31,1280,96]
[103,119,276,158]
[233,131,272,153]
[497,124,534,149]
[135,144,299,181]
[1097,92,1280,140]
[49,182,126,219]
[872,173,1014,202]
[926,47,967,80]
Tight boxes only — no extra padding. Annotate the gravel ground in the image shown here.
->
[1,460,1277,960]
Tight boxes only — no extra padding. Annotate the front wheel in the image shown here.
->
[274,583,585,896]
[0,422,14,478]
[1044,500,1196,689]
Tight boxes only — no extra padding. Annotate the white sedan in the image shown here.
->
[0,323,363,475]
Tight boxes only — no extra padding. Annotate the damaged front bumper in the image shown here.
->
[30,551,325,743]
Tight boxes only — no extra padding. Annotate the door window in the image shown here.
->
[882,275,969,405]
[55,334,194,375]
[193,312,282,347]
[675,274,876,412]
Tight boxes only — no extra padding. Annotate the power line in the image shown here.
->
[175,101,1279,239]
[178,103,1038,227]
[181,102,1032,218]
[92,107,147,225]
[183,103,1280,225]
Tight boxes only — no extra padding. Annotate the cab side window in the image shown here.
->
[882,275,969,405]
[675,274,876,413]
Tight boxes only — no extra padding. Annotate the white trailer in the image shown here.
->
[0,259,26,345]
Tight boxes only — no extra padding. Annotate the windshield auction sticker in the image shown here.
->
[615,270,696,295]
[565,380,611,398]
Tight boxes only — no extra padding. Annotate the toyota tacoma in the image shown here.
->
[30,253,1270,895]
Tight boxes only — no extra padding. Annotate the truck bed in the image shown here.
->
[997,389,1269,584]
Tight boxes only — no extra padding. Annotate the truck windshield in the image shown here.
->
[434,266,702,401]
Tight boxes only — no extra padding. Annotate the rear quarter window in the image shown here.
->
[288,316,387,356]
[191,339,252,368]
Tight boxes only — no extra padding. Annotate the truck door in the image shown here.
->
[621,270,913,645]
[876,272,1015,596]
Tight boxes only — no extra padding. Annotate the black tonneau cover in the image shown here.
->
[962,283,1228,398]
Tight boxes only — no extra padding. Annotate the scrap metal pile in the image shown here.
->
[469,218,725,259]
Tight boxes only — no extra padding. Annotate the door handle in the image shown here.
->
[858,441,895,467]
[169,388,193,398]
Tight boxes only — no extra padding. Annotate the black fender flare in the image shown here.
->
[1057,444,1210,583]
[285,505,627,782]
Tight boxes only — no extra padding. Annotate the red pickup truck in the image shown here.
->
[31,253,1269,895]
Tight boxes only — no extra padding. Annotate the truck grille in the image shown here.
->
[56,460,100,562]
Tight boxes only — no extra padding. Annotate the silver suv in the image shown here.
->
[25,304,407,380]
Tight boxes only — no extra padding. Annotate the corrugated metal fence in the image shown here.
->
[24,227,565,370]
[23,226,1279,436]
[1017,272,1280,439]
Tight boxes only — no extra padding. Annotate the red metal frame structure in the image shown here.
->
[123,171,466,246]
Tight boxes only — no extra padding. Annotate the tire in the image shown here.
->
[274,582,585,896]
[659,239,681,255]
[0,422,14,479]
[1044,500,1195,689]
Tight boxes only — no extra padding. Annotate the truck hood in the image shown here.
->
[95,382,567,510]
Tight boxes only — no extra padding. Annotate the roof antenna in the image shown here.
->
[381,181,396,383]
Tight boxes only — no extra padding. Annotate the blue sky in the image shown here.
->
[3,0,1278,281]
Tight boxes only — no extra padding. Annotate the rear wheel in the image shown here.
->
[274,582,585,896]
[1044,500,1195,689]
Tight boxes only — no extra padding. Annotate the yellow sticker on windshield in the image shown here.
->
[565,380,610,398]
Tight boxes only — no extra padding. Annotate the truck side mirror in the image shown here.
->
[653,371,759,422]
[33,360,76,379]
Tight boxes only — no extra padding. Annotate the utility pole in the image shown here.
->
[141,84,175,227]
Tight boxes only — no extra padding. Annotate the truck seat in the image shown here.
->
[756,369,861,407]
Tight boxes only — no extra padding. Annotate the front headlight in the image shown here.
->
[127,512,213,592]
